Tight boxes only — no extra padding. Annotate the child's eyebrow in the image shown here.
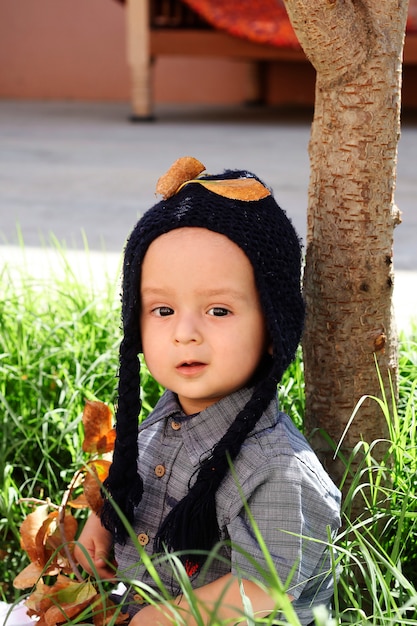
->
[196,288,248,302]
[141,287,170,296]
[141,286,248,301]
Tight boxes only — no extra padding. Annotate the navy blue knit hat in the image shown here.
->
[101,157,305,565]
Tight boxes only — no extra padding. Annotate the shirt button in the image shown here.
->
[137,532,149,546]
[154,464,166,477]
[171,420,181,431]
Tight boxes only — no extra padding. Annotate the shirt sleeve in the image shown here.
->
[221,451,340,601]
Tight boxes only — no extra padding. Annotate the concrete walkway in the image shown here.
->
[0,100,416,331]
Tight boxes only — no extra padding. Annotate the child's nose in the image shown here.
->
[173,312,202,344]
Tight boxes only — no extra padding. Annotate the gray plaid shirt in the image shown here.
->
[115,387,341,624]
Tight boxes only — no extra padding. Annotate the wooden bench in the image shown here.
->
[125,0,417,119]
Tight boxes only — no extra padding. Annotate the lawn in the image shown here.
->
[1,254,416,624]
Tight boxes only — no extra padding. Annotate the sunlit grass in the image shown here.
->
[1,249,417,624]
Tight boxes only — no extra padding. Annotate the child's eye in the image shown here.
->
[207,307,230,317]
[153,306,174,317]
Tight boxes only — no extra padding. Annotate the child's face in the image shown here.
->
[140,227,269,415]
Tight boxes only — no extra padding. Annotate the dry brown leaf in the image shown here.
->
[35,515,56,567]
[83,460,111,513]
[156,156,205,199]
[69,459,111,511]
[45,512,78,553]
[20,504,50,563]
[25,576,98,624]
[13,561,44,590]
[82,400,115,454]
[31,511,77,571]
[68,492,89,509]
[44,596,96,625]
[24,579,55,614]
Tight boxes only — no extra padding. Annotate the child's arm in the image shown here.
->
[74,513,115,579]
[130,573,292,625]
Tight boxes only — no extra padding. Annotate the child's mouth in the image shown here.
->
[176,361,206,375]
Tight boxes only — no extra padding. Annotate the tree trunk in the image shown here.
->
[283,0,408,493]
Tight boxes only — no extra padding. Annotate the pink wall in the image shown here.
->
[0,0,130,100]
[0,0,256,104]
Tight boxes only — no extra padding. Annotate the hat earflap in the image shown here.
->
[101,254,144,543]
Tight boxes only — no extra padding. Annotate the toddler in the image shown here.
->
[76,157,341,626]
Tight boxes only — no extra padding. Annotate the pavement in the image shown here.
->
[0,100,416,331]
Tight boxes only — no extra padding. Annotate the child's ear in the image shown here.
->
[267,343,273,356]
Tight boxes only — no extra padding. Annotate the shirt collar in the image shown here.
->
[142,387,279,465]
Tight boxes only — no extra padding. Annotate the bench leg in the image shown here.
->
[126,0,154,120]
[245,61,268,106]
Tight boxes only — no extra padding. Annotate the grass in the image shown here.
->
[0,255,123,602]
[0,251,417,624]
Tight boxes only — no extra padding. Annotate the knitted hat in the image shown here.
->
[101,157,305,567]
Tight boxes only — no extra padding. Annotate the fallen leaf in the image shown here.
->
[13,561,44,589]
[44,596,97,625]
[27,510,77,572]
[83,460,111,513]
[25,576,98,624]
[43,511,78,554]
[20,504,50,563]
[68,492,89,509]
[82,400,115,454]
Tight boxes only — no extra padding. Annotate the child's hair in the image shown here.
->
[101,158,305,568]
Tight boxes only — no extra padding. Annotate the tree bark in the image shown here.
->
[283,0,408,490]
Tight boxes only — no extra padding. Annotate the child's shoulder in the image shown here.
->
[218,408,341,522]
[236,405,340,498]
[247,399,312,458]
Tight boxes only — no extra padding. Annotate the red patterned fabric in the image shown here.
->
[115,0,417,45]
[182,0,417,46]
[182,0,300,48]
[408,0,417,33]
